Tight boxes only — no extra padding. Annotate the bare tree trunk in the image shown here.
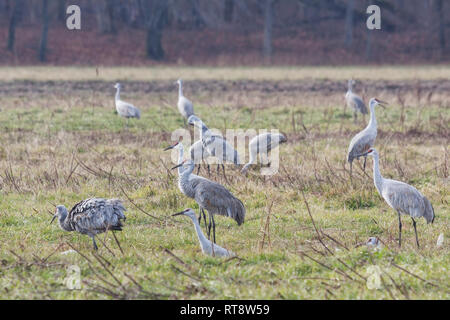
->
[39,0,49,62]
[436,0,445,57]
[344,0,354,48]
[7,0,23,51]
[58,0,66,23]
[263,0,274,62]
[224,0,234,23]
[95,0,116,34]
[143,0,168,61]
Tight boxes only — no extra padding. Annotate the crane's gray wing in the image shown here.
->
[194,181,245,225]
[347,131,375,162]
[353,95,368,114]
[382,181,427,219]
[68,198,126,234]
[117,100,140,119]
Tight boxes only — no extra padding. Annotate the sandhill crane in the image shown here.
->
[347,98,387,178]
[345,79,368,122]
[172,208,232,257]
[164,141,209,228]
[114,83,141,126]
[188,115,240,180]
[359,148,435,248]
[51,198,126,250]
[172,159,245,244]
[241,132,287,175]
[176,79,194,125]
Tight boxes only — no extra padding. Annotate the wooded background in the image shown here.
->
[0,0,448,65]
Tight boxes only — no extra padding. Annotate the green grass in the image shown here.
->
[0,69,448,299]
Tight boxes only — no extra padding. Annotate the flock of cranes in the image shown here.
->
[50,78,435,255]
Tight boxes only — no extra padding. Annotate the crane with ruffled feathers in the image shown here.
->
[359,148,435,248]
[51,198,126,250]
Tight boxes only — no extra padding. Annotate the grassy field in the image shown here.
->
[0,66,448,299]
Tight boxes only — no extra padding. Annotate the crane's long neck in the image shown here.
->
[115,87,121,101]
[189,215,210,248]
[372,153,384,195]
[348,81,353,92]
[176,146,185,175]
[367,104,377,130]
[179,162,195,196]
[178,83,183,97]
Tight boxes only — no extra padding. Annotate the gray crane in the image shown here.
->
[164,140,210,228]
[176,79,194,125]
[241,132,287,175]
[114,83,141,126]
[51,198,126,250]
[172,208,232,257]
[347,98,386,178]
[172,159,245,244]
[187,115,240,180]
[345,79,368,122]
[359,148,435,248]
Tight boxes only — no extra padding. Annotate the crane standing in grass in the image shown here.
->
[176,79,194,125]
[347,98,386,179]
[188,115,240,180]
[164,141,210,228]
[51,198,126,250]
[172,159,245,244]
[241,132,287,175]
[345,79,368,122]
[172,208,232,257]
[114,83,141,126]
[359,148,435,248]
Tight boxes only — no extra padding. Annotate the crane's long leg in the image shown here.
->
[397,212,402,248]
[196,164,201,175]
[207,212,212,240]
[212,214,216,244]
[91,236,98,251]
[349,161,353,183]
[411,217,420,248]
[363,156,367,172]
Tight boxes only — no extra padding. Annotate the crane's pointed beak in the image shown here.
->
[376,99,388,109]
[171,163,183,170]
[356,150,370,158]
[172,211,185,217]
[50,214,57,224]
[164,143,177,151]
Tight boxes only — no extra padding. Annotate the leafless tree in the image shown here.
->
[7,0,24,51]
[38,0,49,62]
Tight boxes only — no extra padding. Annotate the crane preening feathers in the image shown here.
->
[51,198,127,250]
[359,148,435,248]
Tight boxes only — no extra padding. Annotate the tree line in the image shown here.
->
[1,0,447,63]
